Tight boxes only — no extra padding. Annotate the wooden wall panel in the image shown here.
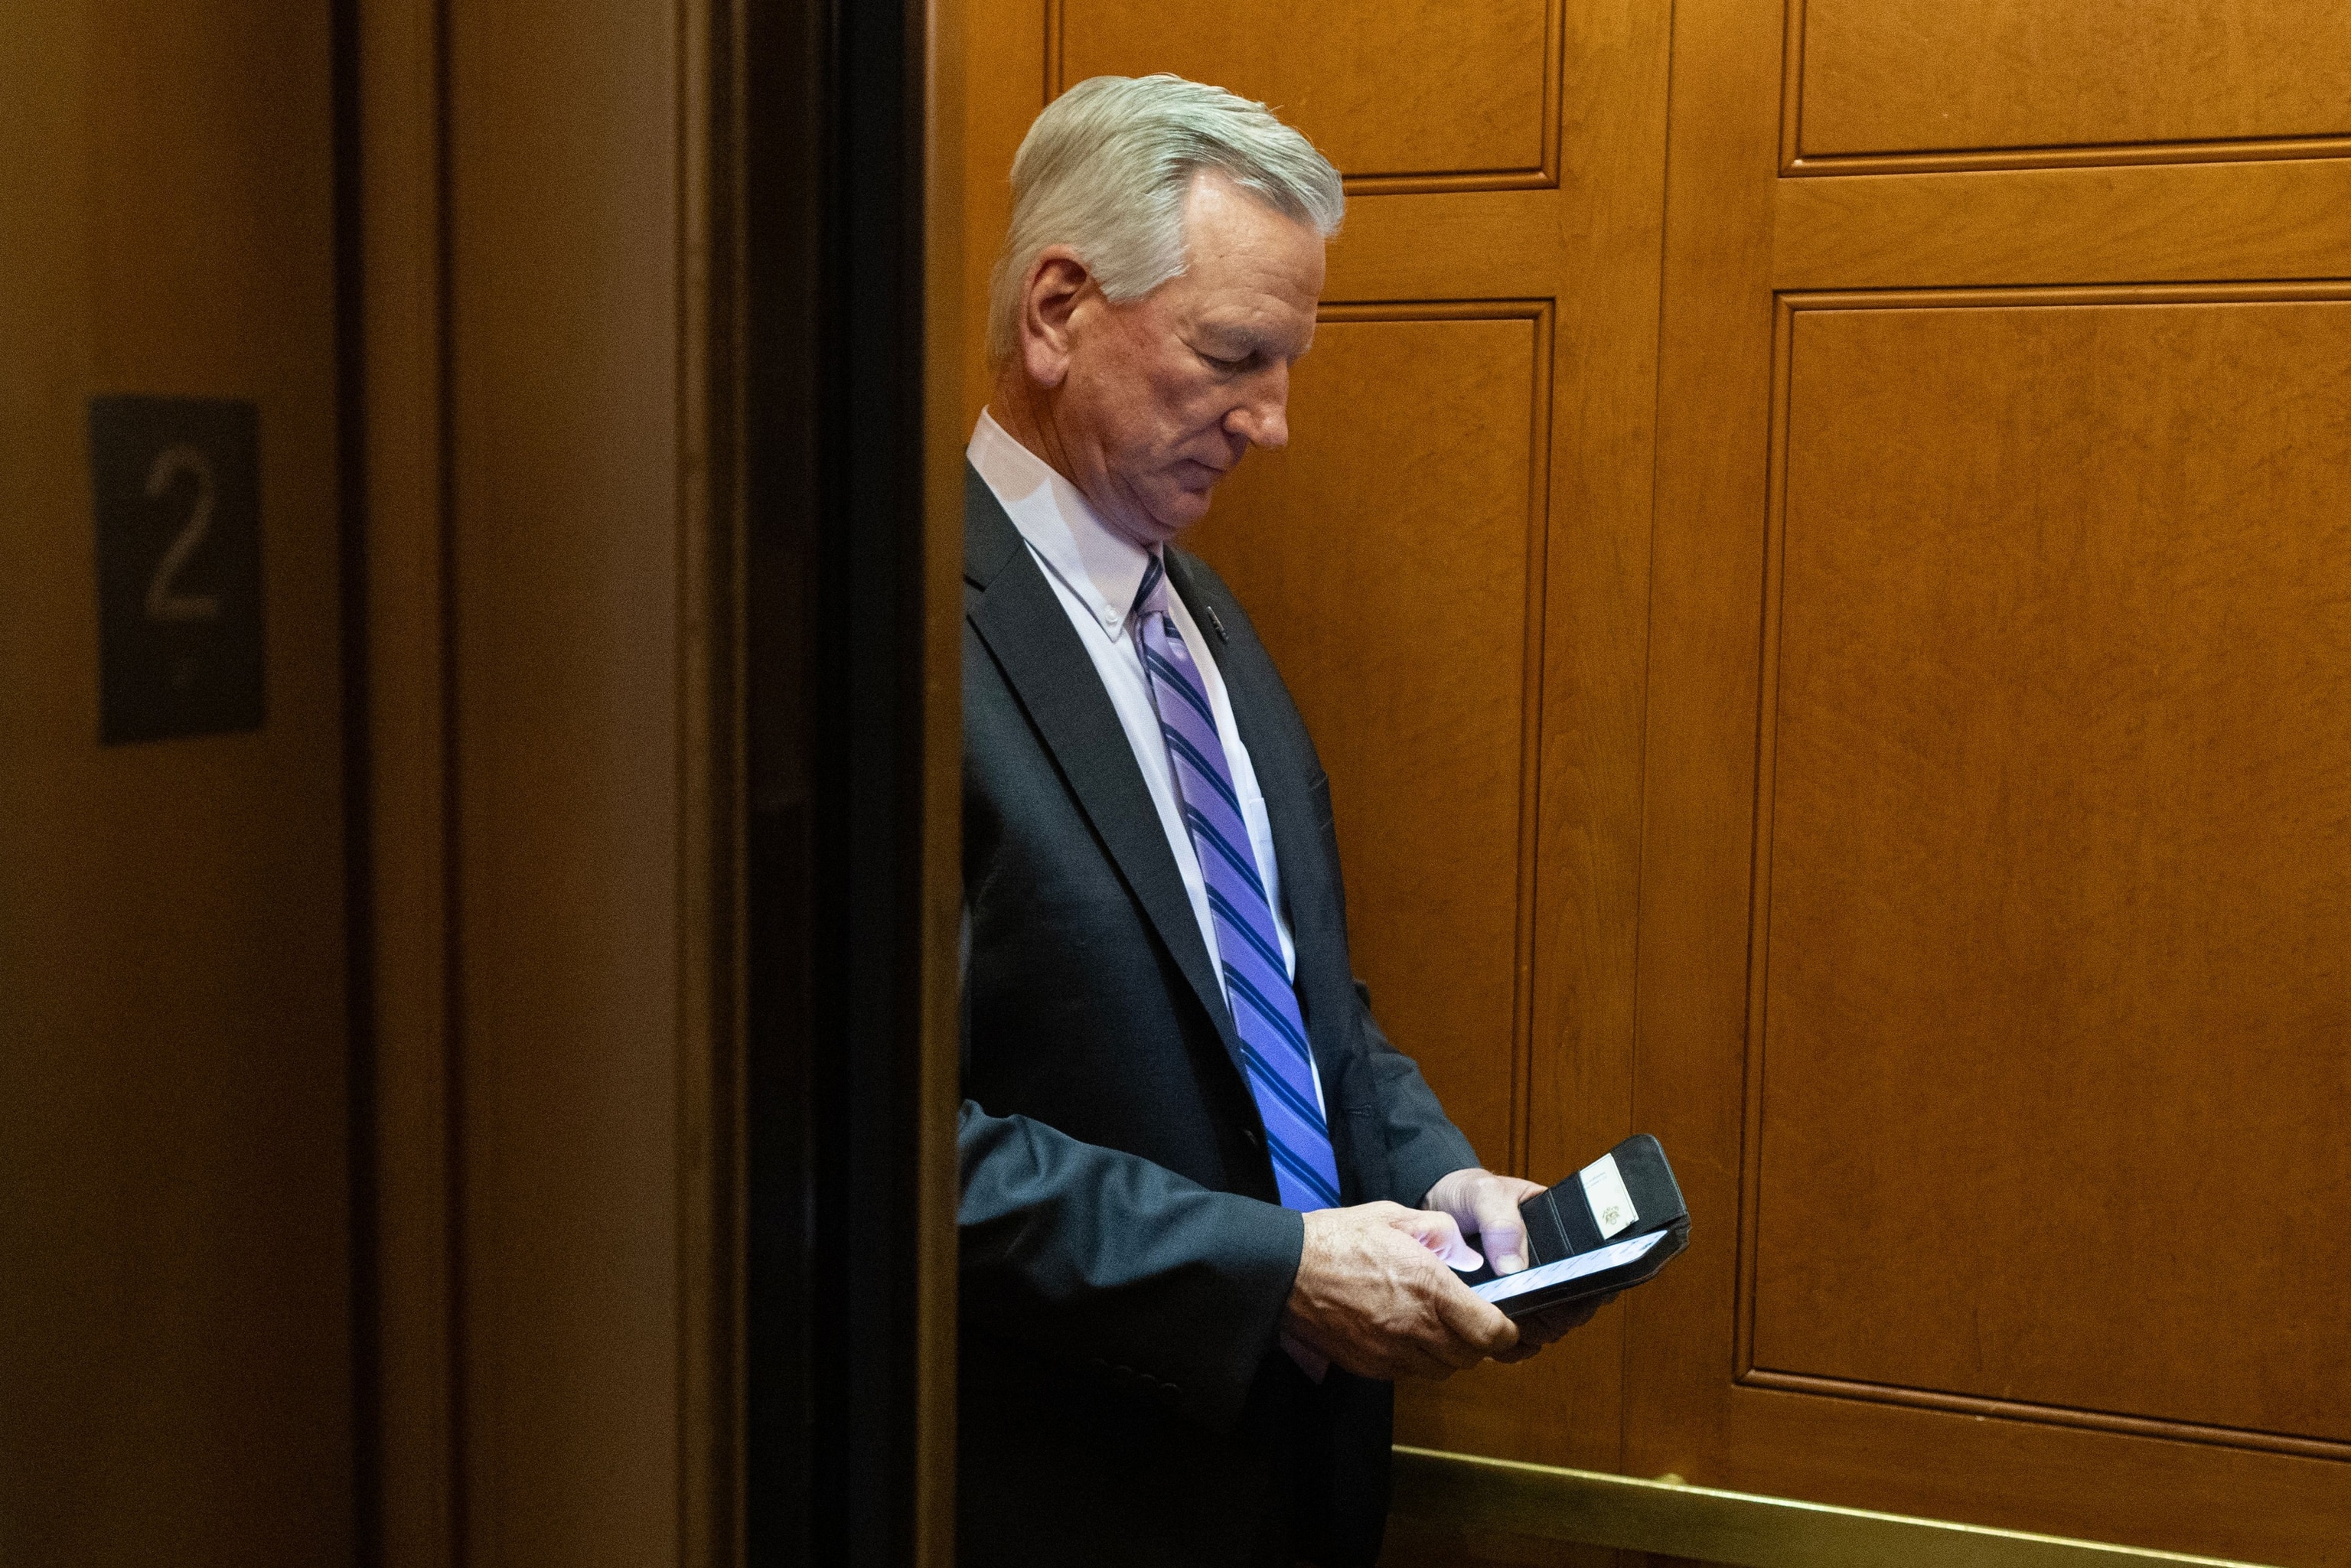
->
[957,0,1043,431]
[366,1,742,1563]
[1637,0,2351,1554]
[1055,0,1559,188]
[446,2,688,1563]
[1772,158,2351,292]
[1748,292,2351,1452]
[0,2,350,1564]
[1793,0,2351,170]
[1189,307,1550,1174]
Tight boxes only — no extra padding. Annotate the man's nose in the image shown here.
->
[1225,366,1291,451]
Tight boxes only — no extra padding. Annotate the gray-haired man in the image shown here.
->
[957,74,1596,1566]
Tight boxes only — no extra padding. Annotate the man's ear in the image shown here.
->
[1019,249,1092,390]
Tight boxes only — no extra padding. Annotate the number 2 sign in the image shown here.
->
[89,395,266,744]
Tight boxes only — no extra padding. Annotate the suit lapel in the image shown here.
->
[964,468,1247,1071]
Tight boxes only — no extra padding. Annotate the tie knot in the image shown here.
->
[1130,552,1170,622]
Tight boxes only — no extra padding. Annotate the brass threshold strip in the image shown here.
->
[1390,1447,2272,1568]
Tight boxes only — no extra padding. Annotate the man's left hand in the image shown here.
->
[1420,1167,1544,1275]
[1417,1166,1614,1364]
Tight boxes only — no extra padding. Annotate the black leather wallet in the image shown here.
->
[1456,1133,1691,1319]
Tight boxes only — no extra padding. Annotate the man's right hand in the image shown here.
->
[1281,1202,1519,1380]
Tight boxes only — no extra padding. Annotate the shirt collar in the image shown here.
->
[968,408,1155,641]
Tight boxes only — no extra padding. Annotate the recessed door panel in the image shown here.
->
[1753,295,2351,1449]
[1635,0,2351,1554]
[1796,0,2351,164]
[1055,0,1557,187]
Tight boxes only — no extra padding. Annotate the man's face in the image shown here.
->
[1042,172,1325,546]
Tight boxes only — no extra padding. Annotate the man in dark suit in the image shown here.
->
[957,74,1598,1566]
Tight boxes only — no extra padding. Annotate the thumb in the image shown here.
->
[1472,1195,1532,1276]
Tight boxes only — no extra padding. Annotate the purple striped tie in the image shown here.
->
[1133,555,1342,1211]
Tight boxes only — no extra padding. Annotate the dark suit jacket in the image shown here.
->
[957,465,1478,1566]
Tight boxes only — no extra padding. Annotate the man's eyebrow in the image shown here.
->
[1200,323,1314,360]
[1203,319,1316,367]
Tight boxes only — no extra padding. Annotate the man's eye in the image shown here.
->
[1203,351,1250,372]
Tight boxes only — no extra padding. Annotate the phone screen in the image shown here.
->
[1472,1227,1666,1305]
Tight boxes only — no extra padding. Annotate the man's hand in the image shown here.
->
[1422,1166,1614,1365]
[1283,1202,1518,1380]
[1422,1167,1546,1275]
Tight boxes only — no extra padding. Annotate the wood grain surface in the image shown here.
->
[1057,0,1558,187]
[1775,158,2351,290]
[1795,0,2351,162]
[1634,0,2351,1559]
[1753,292,2351,1446]
[0,5,352,1563]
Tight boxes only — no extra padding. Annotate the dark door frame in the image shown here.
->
[741,0,958,1563]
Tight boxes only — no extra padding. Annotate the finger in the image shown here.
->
[1430,1272,1519,1361]
[1383,1206,1483,1271]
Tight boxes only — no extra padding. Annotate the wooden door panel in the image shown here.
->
[1639,0,2351,1557]
[1749,292,2351,1448]
[1795,0,2351,165]
[1188,307,1550,1171]
[1774,159,2351,292]
[1714,1384,2349,1566]
[1055,0,1558,187]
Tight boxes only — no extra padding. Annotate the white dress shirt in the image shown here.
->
[968,409,1324,1113]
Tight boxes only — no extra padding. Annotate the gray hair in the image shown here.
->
[986,73,1344,363]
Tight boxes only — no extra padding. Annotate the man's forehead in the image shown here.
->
[1179,173,1324,260]
[1189,296,1317,355]
[1168,200,1323,345]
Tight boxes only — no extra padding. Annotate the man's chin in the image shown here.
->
[1149,484,1218,537]
[1102,477,1216,546]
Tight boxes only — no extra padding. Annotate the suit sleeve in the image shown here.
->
[1353,979,1481,1207]
[958,1098,1305,1432]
